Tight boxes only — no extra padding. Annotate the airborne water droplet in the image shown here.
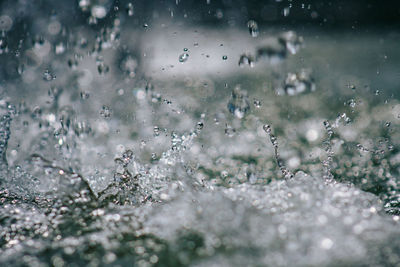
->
[247,20,259,37]
[224,124,236,137]
[227,86,250,119]
[43,69,56,81]
[196,122,204,131]
[238,54,255,67]
[91,5,107,19]
[100,105,112,118]
[126,3,134,16]
[179,53,189,62]
[153,126,160,136]
[80,91,90,100]
[283,7,290,17]
[253,99,262,108]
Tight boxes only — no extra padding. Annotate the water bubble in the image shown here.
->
[222,55,228,60]
[247,20,259,37]
[179,53,189,62]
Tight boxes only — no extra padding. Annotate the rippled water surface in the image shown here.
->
[1,1,400,266]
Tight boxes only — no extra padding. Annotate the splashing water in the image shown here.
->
[0,1,400,266]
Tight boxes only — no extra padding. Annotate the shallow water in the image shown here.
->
[1,1,400,266]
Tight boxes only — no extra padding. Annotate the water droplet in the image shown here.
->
[224,124,236,137]
[43,69,56,81]
[279,31,303,55]
[100,105,112,118]
[283,7,290,17]
[253,99,262,108]
[179,53,189,62]
[347,83,356,90]
[91,5,107,19]
[247,20,259,37]
[80,91,90,100]
[153,126,160,136]
[227,86,250,119]
[97,62,109,75]
[283,69,315,95]
[196,122,204,131]
[126,3,134,16]
[348,99,356,108]
[0,37,7,53]
[238,54,255,67]
[55,43,65,55]
[263,124,271,134]
[79,0,90,11]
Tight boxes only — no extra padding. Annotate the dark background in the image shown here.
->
[1,0,400,27]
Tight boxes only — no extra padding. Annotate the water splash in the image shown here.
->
[263,124,294,179]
